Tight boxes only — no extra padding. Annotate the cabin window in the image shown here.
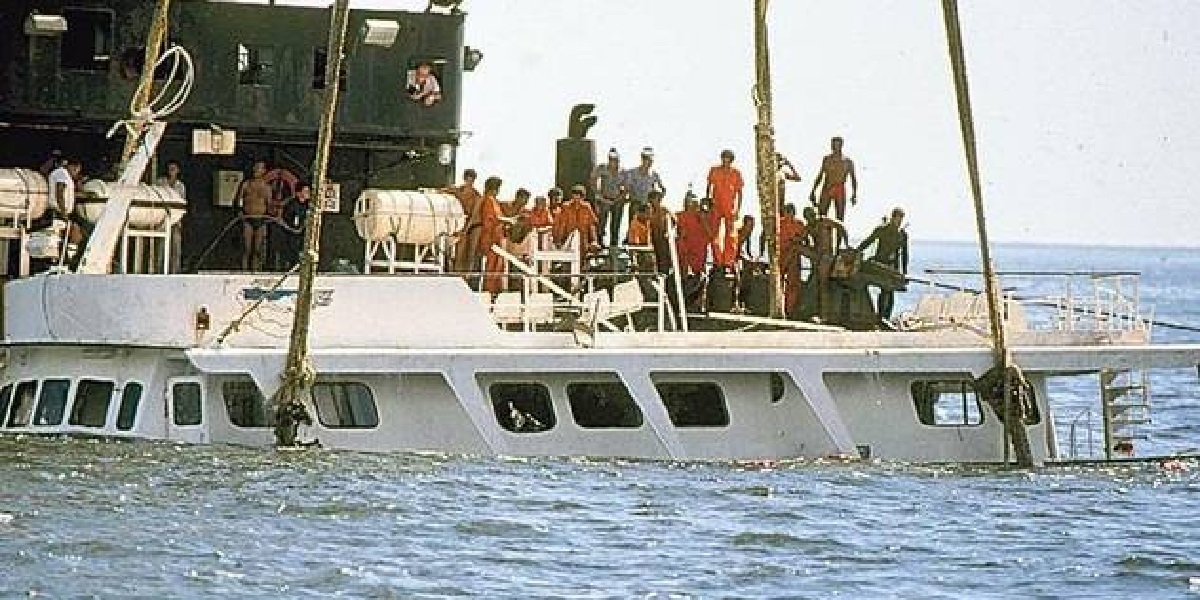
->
[655,382,730,427]
[312,47,348,90]
[34,379,71,426]
[311,383,378,429]
[69,380,114,428]
[117,382,143,431]
[172,382,203,426]
[911,381,983,427]
[0,384,11,427]
[237,44,274,86]
[770,373,786,404]
[489,383,555,433]
[7,381,38,427]
[61,8,114,72]
[223,379,273,428]
[567,382,643,429]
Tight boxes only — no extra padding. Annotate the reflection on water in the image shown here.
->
[1,436,1198,598]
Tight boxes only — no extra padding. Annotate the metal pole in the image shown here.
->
[273,0,351,446]
[753,0,785,319]
[121,0,171,169]
[940,0,1035,467]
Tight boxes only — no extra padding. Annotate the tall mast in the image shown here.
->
[753,0,785,318]
[273,0,351,446]
[120,0,171,168]
[940,0,1036,467]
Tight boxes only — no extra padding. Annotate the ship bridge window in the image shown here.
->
[911,381,983,427]
[172,382,203,427]
[34,379,71,426]
[567,382,643,429]
[223,379,273,428]
[237,44,275,86]
[312,47,348,90]
[69,380,114,428]
[654,382,730,428]
[61,8,114,72]
[312,383,378,429]
[489,383,555,433]
[117,382,143,431]
[7,381,38,427]
[0,385,11,428]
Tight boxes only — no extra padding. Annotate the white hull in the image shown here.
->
[3,273,1196,463]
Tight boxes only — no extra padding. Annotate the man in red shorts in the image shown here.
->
[809,136,858,221]
[705,149,743,270]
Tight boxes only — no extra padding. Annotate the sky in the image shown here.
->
[258,0,1200,247]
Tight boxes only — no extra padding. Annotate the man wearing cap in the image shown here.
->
[617,147,665,244]
[590,148,623,247]
[552,185,599,263]
[809,136,858,221]
[706,149,744,269]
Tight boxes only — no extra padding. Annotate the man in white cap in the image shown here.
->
[617,147,665,245]
[590,148,622,247]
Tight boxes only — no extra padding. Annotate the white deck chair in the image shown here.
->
[524,292,556,331]
[530,230,581,276]
[608,280,645,330]
[493,291,523,326]
[580,289,611,326]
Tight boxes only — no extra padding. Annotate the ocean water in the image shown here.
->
[2,242,1199,598]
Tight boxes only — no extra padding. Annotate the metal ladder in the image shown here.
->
[1100,368,1151,459]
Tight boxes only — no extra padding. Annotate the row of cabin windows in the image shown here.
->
[911,380,1041,427]
[0,379,143,430]
[218,381,378,429]
[490,381,731,434]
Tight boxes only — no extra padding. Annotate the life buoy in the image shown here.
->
[264,168,300,216]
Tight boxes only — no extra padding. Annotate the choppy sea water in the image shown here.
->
[2,242,1199,598]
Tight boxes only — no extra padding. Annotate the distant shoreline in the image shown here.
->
[914,238,1200,251]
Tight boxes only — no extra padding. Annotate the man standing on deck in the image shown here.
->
[706,149,744,271]
[477,177,507,294]
[809,137,858,221]
[857,207,910,321]
[591,148,623,247]
[236,159,272,271]
[552,185,600,264]
[778,204,808,318]
[618,147,665,244]
[676,195,710,276]
[450,169,482,272]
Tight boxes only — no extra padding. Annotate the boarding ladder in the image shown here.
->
[1100,368,1151,459]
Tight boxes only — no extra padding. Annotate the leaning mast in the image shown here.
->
[752,0,786,319]
[272,0,352,445]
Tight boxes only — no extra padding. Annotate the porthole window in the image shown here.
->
[311,383,378,429]
[655,382,730,427]
[34,379,71,426]
[489,383,555,433]
[567,382,643,429]
[7,381,37,427]
[69,380,114,428]
[223,379,273,428]
[911,381,983,427]
[117,382,143,431]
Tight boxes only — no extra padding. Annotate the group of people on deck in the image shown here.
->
[447,135,909,323]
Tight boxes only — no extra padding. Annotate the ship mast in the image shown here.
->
[272,0,351,446]
[120,0,171,168]
[752,0,786,318]
[940,0,1036,467]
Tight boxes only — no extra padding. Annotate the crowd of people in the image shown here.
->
[450,136,910,324]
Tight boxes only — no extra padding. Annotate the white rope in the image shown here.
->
[107,45,195,140]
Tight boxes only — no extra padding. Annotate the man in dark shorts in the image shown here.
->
[237,159,272,271]
[857,207,910,320]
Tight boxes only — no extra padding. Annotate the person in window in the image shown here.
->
[408,62,442,106]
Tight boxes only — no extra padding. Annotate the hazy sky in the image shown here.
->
[277,0,1200,247]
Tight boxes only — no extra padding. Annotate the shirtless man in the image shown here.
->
[809,137,858,221]
[237,160,272,271]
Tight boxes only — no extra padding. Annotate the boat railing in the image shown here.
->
[913,269,1149,334]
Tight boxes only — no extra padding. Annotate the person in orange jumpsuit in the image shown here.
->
[705,149,744,269]
[477,177,507,294]
[551,185,599,263]
[676,195,710,276]
[646,190,673,273]
[450,169,483,273]
[627,203,651,246]
[777,204,808,318]
[528,196,553,228]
